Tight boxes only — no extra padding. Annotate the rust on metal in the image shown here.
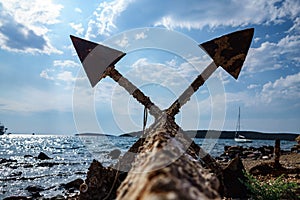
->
[167,28,254,117]
[200,28,254,79]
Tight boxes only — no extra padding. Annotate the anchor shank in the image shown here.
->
[109,67,162,119]
[167,62,218,117]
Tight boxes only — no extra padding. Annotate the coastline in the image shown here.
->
[1,136,299,199]
[120,130,299,141]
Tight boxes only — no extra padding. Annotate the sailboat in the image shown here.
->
[234,107,252,143]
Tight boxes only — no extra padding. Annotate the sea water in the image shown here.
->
[0,134,295,199]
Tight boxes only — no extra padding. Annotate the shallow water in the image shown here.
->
[0,134,295,199]
[0,135,137,199]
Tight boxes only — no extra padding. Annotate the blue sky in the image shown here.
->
[0,0,299,135]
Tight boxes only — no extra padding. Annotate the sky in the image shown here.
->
[0,0,299,135]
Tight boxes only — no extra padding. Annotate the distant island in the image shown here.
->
[75,133,117,137]
[119,130,299,141]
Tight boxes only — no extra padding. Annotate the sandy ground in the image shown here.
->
[243,152,300,171]
[242,152,300,186]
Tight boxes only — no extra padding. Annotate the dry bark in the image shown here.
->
[116,114,222,200]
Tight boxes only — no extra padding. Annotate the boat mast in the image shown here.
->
[235,107,241,137]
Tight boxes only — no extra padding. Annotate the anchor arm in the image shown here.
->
[166,62,218,117]
[108,67,163,119]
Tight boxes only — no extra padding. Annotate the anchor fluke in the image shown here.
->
[200,28,254,79]
[70,35,126,87]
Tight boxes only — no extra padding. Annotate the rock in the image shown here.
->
[247,153,257,159]
[23,164,33,168]
[62,178,84,190]
[0,158,17,164]
[253,150,261,156]
[37,162,58,167]
[79,160,121,200]
[296,135,300,144]
[10,165,19,169]
[222,156,248,199]
[242,150,254,157]
[249,163,274,176]
[227,146,243,152]
[264,146,274,154]
[24,155,33,158]
[224,146,243,159]
[50,194,65,200]
[37,152,52,160]
[291,144,300,153]
[224,145,231,151]
[25,185,45,193]
[31,192,42,198]
[108,149,121,159]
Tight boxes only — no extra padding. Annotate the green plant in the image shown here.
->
[240,171,299,200]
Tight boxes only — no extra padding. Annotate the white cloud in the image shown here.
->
[129,58,197,89]
[225,72,300,109]
[277,35,300,55]
[0,0,63,54]
[40,69,54,81]
[288,17,300,32]
[245,33,300,73]
[221,72,300,125]
[40,68,77,88]
[153,0,300,30]
[245,42,280,73]
[69,22,84,35]
[40,60,81,87]
[85,0,135,38]
[75,8,82,13]
[53,60,80,68]
[115,35,129,48]
[135,32,147,40]
[254,37,261,43]
[56,71,76,82]
[247,84,260,89]
[261,72,300,103]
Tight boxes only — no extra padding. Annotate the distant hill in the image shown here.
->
[120,130,299,141]
[75,133,115,137]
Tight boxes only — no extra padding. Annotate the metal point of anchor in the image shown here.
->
[167,28,254,117]
[200,28,254,79]
[70,35,126,87]
[70,36,163,118]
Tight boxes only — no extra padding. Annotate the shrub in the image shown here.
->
[240,172,299,200]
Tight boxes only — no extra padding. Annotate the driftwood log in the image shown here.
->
[116,114,222,200]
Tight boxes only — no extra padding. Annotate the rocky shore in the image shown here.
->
[2,139,300,200]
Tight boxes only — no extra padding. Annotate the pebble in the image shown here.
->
[220,145,276,161]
